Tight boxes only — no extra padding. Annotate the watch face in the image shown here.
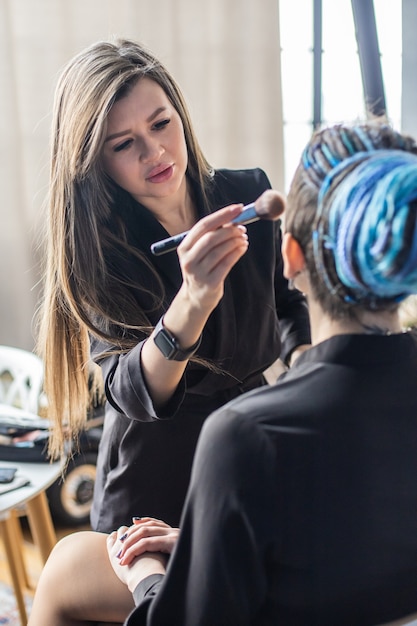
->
[154,328,177,359]
[153,317,200,361]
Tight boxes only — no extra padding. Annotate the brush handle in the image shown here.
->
[151,231,189,256]
[151,203,256,256]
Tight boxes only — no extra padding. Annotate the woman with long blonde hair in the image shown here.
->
[36,38,311,533]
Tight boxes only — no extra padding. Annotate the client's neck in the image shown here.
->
[309,299,402,346]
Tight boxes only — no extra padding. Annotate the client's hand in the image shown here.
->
[107,525,168,593]
[116,517,180,565]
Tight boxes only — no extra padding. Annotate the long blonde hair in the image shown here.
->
[36,39,213,459]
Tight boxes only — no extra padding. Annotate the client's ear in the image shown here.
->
[282,233,306,280]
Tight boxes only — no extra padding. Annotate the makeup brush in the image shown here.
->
[150,189,285,256]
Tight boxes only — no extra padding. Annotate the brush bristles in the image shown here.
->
[255,189,286,220]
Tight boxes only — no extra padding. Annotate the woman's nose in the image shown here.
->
[140,137,163,163]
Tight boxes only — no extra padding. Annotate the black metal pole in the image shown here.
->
[351,0,386,117]
[313,0,322,129]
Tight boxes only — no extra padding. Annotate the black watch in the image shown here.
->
[153,316,202,361]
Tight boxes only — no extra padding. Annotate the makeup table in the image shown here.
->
[0,458,62,624]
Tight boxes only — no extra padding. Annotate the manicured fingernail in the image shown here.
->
[132,516,142,522]
[116,549,122,558]
[119,532,128,541]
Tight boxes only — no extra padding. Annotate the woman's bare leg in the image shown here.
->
[28,531,135,626]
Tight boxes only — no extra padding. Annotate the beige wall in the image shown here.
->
[0,0,284,350]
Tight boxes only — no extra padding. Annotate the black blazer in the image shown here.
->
[90,168,311,532]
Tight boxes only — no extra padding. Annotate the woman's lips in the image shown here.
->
[147,164,174,183]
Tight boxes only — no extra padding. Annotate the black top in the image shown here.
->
[90,168,310,531]
[125,331,417,626]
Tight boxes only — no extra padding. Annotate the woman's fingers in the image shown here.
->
[178,222,248,298]
[112,521,180,566]
[182,228,247,279]
[120,530,179,565]
[171,203,250,312]
[179,205,249,274]
[125,523,178,545]
[180,204,244,250]
[106,530,124,575]
[179,205,247,260]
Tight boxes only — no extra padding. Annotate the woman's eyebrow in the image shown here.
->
[146,106,167,123]
[105,129,131,142]
[105,107,168,143]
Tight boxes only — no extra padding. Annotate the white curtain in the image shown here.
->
[0,0,284,350]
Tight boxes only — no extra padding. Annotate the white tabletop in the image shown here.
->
[0,402,50,428]
[0,459,62,517]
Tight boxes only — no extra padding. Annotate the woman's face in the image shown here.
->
[101,77,188,209]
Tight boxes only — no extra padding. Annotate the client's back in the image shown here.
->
[245,330,417,623]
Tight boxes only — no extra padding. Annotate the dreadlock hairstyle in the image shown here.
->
[286,120,417,319]
[313,150,417,308]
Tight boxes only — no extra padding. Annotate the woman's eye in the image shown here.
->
[114,139,133,152]
[153,119,170,131]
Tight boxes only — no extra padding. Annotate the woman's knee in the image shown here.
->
[36,531,108,602]
[43,531,102,576]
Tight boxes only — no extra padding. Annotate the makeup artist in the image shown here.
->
[36,37,311,533]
